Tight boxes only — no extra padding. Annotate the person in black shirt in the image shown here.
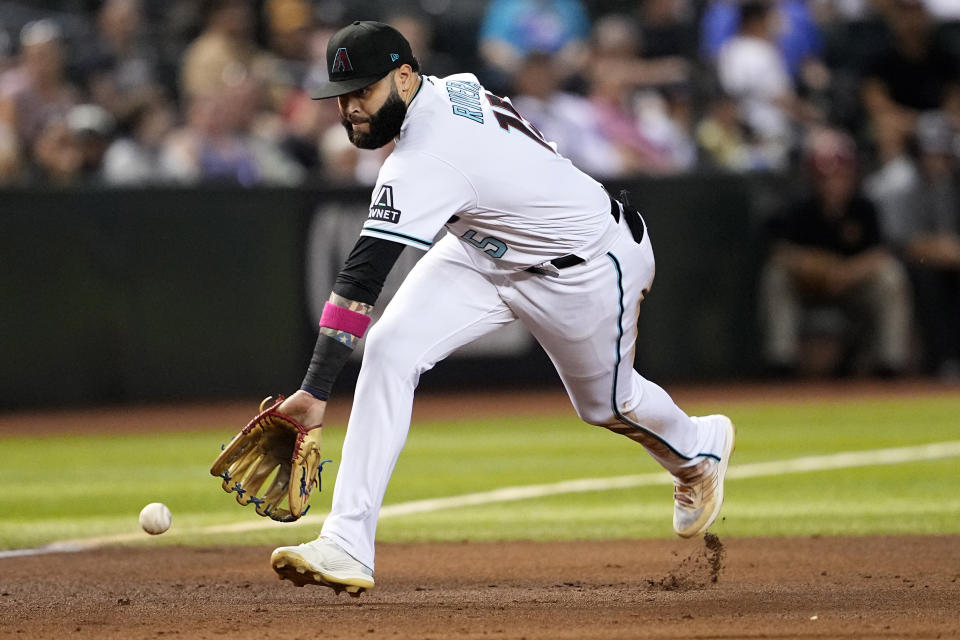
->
[861,0,960,164]
[759,128,913,376]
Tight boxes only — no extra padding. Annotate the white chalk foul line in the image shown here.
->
[3,440,960,559]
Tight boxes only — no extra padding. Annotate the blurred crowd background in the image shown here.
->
[2,0,960,382]
[2,0,958,186]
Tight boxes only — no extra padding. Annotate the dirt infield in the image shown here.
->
[2,535,958,639]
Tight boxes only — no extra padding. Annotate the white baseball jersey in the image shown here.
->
[360,73,618,270]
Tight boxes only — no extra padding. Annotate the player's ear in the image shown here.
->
[396,64,415,93]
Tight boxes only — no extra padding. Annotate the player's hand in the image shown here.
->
[278,390,327,427]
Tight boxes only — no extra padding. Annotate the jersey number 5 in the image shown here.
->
[461,229,508,258]
[485,92,554,154]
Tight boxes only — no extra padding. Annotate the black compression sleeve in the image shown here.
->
[300,334,352,401]
[333,236,406,305]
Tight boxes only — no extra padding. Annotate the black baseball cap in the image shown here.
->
[311,21,415,100]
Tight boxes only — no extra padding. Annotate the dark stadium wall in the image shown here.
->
[0,176,768,409]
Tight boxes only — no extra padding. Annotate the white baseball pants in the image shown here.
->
[321,218,727,569]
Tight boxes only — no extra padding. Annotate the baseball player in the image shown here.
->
[220,21,735,596]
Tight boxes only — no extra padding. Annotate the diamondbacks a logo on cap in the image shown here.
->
[331,47,353,73]
[369,185,401,223]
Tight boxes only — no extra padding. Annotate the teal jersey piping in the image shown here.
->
[361,225,433,249]
[606,251,720,463]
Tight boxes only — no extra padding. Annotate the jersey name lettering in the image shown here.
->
[484,92,554,154]
[369,185,402,223]
[445,80,483,124]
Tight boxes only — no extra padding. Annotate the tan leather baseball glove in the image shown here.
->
[210,396,329,522]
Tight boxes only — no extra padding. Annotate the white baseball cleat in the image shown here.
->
[271,537,375,596]
[672,415,736,539]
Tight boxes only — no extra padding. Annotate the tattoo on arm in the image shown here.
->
[319,293,374,349]
[329,293,374,314]
[320,327,361,349]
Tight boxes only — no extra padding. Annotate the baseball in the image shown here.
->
[139,502,172,535]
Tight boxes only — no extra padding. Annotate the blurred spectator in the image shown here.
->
[635,88,698,170]
[587,13,691,91]
[696,92,770,171]
[67,103,116,181]
[873,112,960,377]
[479,0,591,89]
[635,0,699,61]
[0,19,78,181]
[862,125,919,238]
[161,80,303,186]
[860,0,960,164]
[510,52,622,177]
[161,92,261,185]
[77,0,165,129]
[715,1,805,169]
[103,98,176,184]
[224,77,305,185]
[264,0,313,83]
[31,119,81,184]
[31,103,115,184]
[585,14,694,175]
[702,0,825,81]
[758,128,912,377]
[388,12,459,79]
[180,0,279,101]
[706,0,832,136]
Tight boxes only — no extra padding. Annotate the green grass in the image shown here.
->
[1,394,959,549]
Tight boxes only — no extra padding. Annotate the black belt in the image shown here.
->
[525,195,641,273]
[524,253,584,274]
[547,254,586,269]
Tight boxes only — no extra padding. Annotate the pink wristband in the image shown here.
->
[319,301,372,338]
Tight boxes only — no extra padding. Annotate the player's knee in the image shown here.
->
[573,401,618,428]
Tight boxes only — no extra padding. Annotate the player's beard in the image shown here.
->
[341,82,408,150]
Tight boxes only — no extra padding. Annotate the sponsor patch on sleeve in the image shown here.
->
[369,185,402,223]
